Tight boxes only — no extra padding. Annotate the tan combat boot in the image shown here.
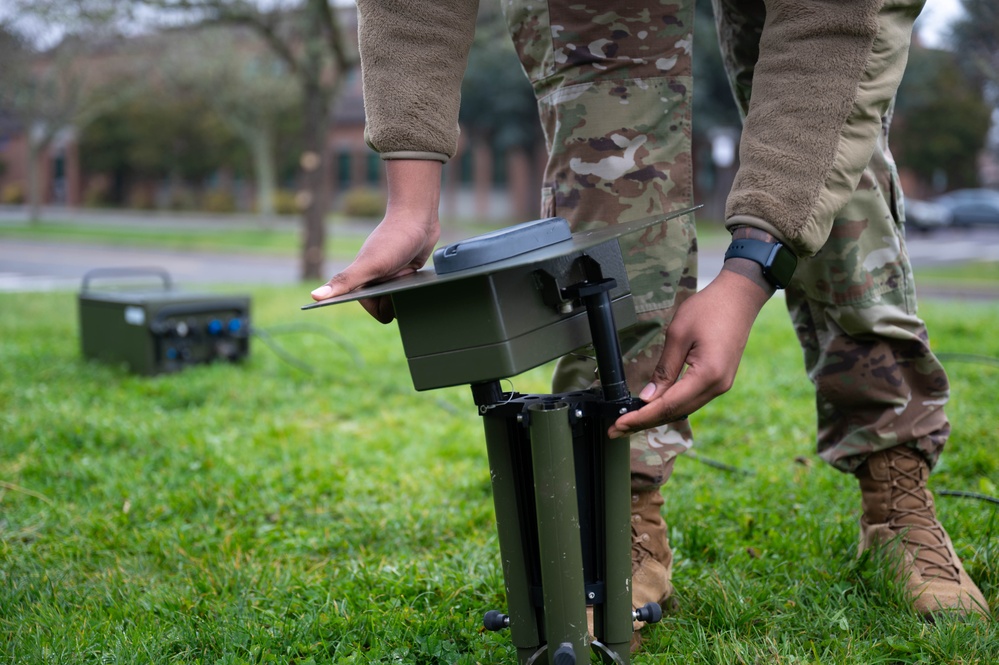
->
[630,488,674,646]
[855,446,990,619]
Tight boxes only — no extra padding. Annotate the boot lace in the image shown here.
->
[631,524,655,572]
[885,450,961,584]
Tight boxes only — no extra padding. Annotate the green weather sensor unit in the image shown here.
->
[306,208,698,664]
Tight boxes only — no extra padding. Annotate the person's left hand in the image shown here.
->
[608,269,771,438]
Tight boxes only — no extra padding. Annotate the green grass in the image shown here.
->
[1,287,997,663]
[914,261,999,290]
[0,216,508,260]
[0,219,369,259]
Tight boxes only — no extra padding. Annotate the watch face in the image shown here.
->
[768,245,798,288]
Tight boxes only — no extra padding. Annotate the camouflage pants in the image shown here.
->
[503,0,948,488]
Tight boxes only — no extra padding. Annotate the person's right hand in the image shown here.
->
[607,267,771,438]
[309,160,442,323]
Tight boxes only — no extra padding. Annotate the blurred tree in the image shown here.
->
[160,27,301,217]
[459,5,543,217]
[0,23,132,221]
[893,45,991,191]
[460,13,540,157]
[691,0,743,218]
[14,0,357,279]
[143,0,357,280]
[948,0,998,176]
[78,88,247,207]
[691,0,741,136]
[948,0,999,95]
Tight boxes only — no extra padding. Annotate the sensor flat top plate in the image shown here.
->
[432,216,572,274]
[302,206,699,310]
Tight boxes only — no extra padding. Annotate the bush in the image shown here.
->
[341,187,386,218]
[202,190,237,214]
[273,189,299,215]
[82,181,112,208]
[1,182,25,204]
[167,189,198,212]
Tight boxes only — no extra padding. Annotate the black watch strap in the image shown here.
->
[724,238,797,290]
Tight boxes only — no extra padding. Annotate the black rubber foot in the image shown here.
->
[634,601,663,624]
[552,643,576,665]
[483,609,509,631]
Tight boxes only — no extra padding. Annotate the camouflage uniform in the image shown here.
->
[349,0,987,623]
[502,0,948,488]
[714,0,948,472]
[500,0,696,490]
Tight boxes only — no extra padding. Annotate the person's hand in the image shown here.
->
[309,209,439,322]
[310,160,442,323]
[608,268,772,438]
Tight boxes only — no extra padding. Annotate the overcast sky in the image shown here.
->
[917,0,964,49]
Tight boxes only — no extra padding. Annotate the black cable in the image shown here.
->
[937,490,999,506]
[681,455,999,508]
[250,327,318,375]
[927,353,999,505]
[684,451,754,476]
[937,353,999,368]
[248,323,364,375]
[254,322,364,367]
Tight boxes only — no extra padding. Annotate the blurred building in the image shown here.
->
[0,4,541,221]
[0,108,82,208]
[327,60,544,222]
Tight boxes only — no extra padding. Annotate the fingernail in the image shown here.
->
[639,382,657,401]
[311,285,333,300]
[609,426,630,440]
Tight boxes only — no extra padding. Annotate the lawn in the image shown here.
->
[0,218,366,259]
[1,286,996,663]
[0,215,514,261]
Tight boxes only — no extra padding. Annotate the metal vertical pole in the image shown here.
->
[481,414,542,663]
[529,401,588,664]
[600,422,634,656]
[579,280,636,659]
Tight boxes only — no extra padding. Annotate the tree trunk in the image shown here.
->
[26,139,45,224]
[299,80,328,282]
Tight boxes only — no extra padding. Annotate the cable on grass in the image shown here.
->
[685,451,754,476]
[251,325,472,423]
[249,323,364,375]
[0,480,52,504]
[937,353,999,368]
[937,490,999,506]
[250,327,317,375]
[256,323,363,366]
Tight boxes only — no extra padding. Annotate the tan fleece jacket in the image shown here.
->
[356,0,922,257]
[356,0,479,163]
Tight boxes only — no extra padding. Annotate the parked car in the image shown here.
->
[933,188,999,227]
[904,198,952,232]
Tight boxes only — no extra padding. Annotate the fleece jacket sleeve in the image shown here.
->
[724,0,923,257]
[356,0,480,162]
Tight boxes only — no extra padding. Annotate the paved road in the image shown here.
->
[2,211,999,296]
[0,239,305,292]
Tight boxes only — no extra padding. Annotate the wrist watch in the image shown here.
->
[723,238,798,290]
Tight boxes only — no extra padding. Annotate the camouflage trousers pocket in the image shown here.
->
[793,182,916,313]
